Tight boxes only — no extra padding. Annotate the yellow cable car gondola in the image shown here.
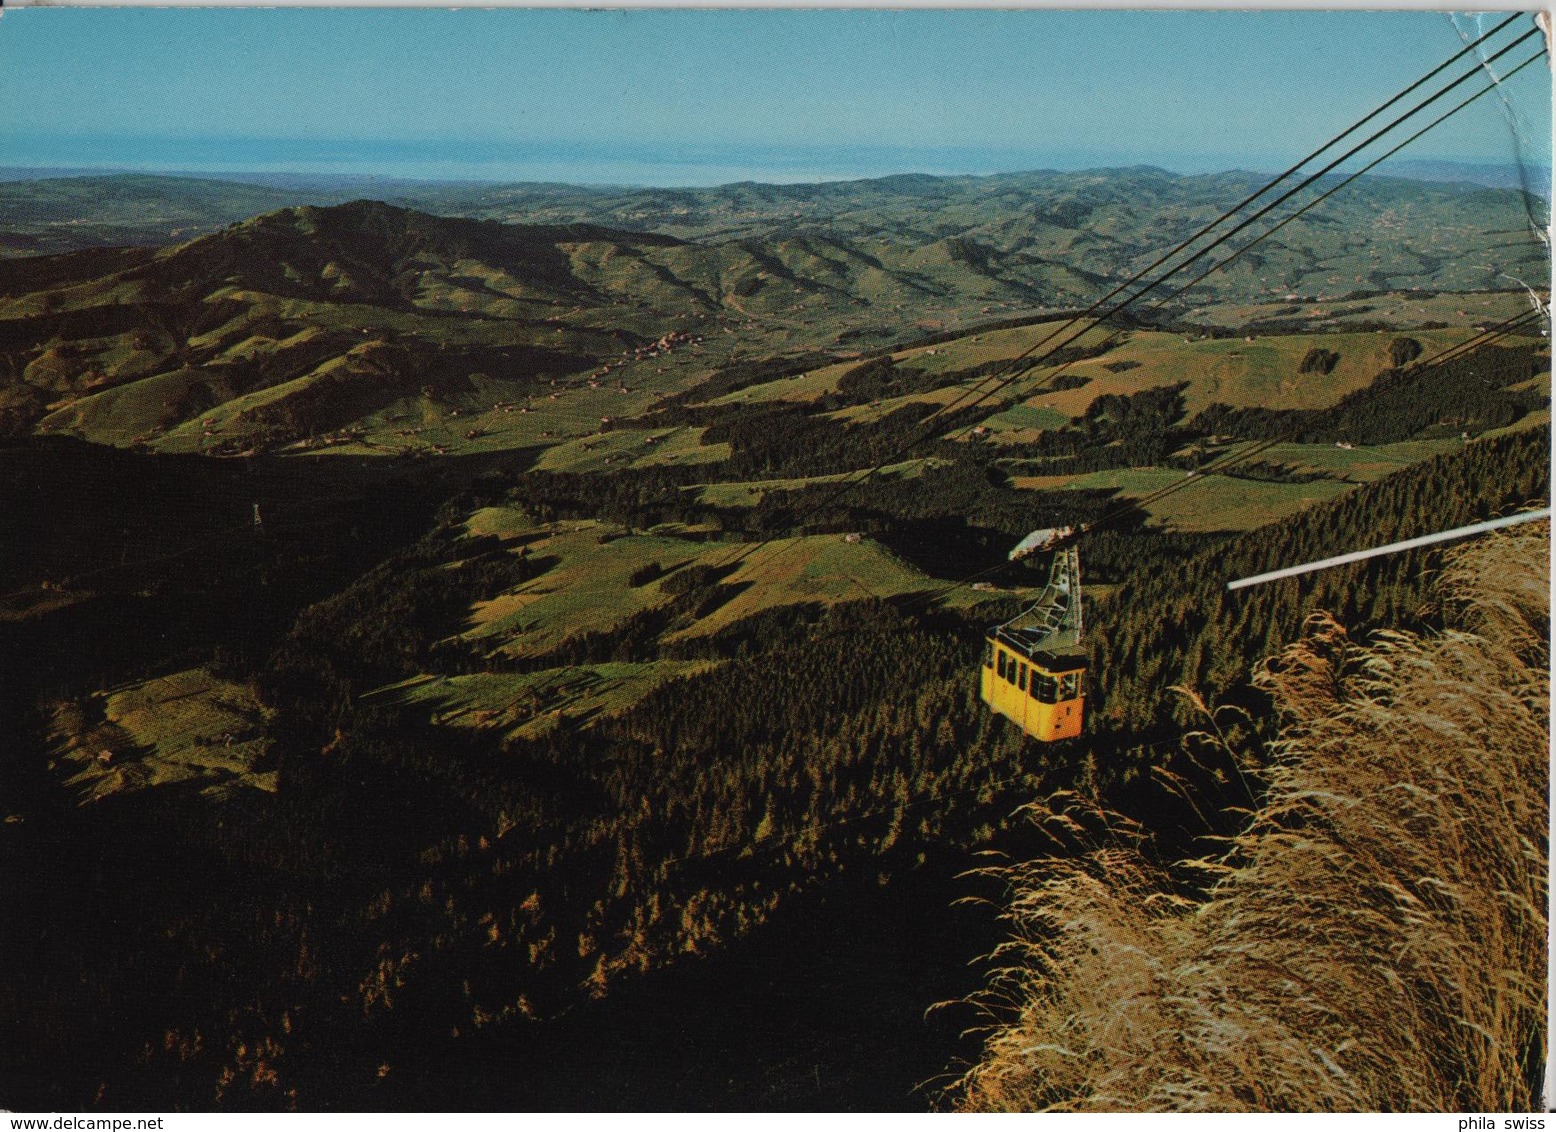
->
[980,527,1086,742]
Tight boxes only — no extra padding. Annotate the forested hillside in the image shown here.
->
[3,414,1546,1108]
[0,164,1548,1111]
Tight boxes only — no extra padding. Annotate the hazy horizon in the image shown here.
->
[3,9,1549,191]
[0,145,1549,196]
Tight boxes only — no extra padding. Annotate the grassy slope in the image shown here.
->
[1008,419,1548,533]
[978,327,1527,427]
[455,511,977,661]
[703,321,1112,407]
[535,426,731,473]
[665,534,958,641]
[693,458,938,508]
[1012,467,1356,532]
[459,521,696,655]
[714,320,1540,439]
[1188,289,1537,331]
[48,668,277,803]
[379,661,722,741]
[330,503,997,743]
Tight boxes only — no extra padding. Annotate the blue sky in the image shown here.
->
[0,8,1548,185]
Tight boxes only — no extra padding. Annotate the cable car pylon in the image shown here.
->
[980,526,1088,742]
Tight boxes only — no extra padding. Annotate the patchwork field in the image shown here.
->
[459,520,709,656]
[985,327,1511,424]
[1246,438,1465,481]
[1012,467,1356,532]
[535,425,731,473]
[706,317,1542,449]
[692,459,939,508]
[48,667,277,803]
[967,402,1072,442]
[1187,289,1537,332]
[703,320,1114,408]
[662,534,959,641]
[451,508,1000,662]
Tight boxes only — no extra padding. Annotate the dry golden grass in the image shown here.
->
[954,520,1549,1112]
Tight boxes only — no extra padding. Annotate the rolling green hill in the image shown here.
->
[0,168,1546,461]
[7,168,1544,300]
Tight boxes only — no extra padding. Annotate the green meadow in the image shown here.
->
[49,668,277,803]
